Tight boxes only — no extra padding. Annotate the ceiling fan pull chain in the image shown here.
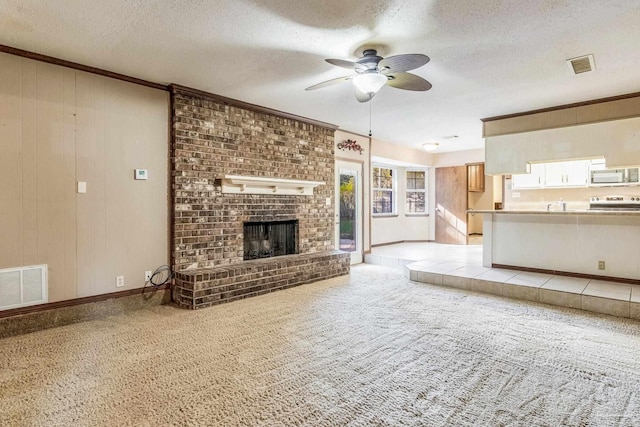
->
[369,100,372,137]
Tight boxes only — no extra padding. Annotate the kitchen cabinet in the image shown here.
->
[511,163,544,189]
[512,160,589,189]
[544,160,589,187]
[467,163,485,192]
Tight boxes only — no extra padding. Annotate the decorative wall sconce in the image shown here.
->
[337,139,364,154]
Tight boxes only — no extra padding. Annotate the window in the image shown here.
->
[372,166,395,214]
[406,170,427,214]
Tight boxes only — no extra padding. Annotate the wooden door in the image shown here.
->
[435,166,468,244]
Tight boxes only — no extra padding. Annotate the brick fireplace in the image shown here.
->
[243,220,298,260]
[169,85,350,309]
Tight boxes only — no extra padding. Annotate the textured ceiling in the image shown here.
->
[1,0,640,153]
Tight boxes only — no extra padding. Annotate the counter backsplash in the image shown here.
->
[504,177,640,211]
[504,201,590,211]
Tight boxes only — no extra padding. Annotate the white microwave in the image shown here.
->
[589,166,640,186]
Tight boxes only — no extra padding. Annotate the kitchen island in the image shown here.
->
[474,209,640,282]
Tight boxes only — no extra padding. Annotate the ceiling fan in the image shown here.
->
[305,48,432,102]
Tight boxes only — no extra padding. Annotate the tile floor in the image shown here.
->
[366,242,640,320]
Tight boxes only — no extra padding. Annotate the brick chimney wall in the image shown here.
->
[170,86,338,272]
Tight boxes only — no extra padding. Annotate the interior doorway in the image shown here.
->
[467,162,485,245]
[435,165,468,244]
[467,162,503,245]
[335,160,363,264]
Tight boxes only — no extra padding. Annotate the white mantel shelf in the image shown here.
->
[219,175,325,196]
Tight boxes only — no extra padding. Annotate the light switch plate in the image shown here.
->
[134,169,148,180]
[77,181,87,193]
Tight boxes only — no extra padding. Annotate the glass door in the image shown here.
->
[335,160,363,264]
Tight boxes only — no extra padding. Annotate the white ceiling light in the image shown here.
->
[423,142,439,152]
[352,73,388,94]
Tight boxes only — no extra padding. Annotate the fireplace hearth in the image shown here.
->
[171,88,350,310]
[243,220,298,260]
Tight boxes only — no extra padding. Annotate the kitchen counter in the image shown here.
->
[471,209,640,215]
[476,210,640,280]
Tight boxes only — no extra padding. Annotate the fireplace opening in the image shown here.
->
[243,220,299,260]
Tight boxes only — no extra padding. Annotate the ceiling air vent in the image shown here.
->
[567,54,595,75]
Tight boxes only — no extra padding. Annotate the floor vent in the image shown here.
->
[0,265,48,311]
[567,54,595,75]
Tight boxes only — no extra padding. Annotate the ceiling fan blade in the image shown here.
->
[326,59,355,69]
[354,88,375,103]
[326,58,368,71]
[386,72,432,91]
[378,54,430,73]
[305,76,353,91]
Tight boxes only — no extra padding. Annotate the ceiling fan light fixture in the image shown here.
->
[353,73,388,94]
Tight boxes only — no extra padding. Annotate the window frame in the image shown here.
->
[372,165,397,216]
[405,169,428,215]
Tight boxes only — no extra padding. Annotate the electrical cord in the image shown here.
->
[141,265,174,298]
[149,265,173,287]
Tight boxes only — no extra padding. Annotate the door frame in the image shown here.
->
[335,159,364,264]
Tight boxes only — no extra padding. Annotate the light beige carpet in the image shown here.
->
[1,264,640,426]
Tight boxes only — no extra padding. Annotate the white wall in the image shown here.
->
[434,148,484,167]
[485,117,640,174]
[373,139,436,165]
[486,213,640,280]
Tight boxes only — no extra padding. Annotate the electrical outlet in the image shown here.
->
[598,260,605,270]
[145,270,152,282]
[116,275,125,288]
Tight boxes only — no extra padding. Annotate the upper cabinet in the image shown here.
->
[467,163,485,192]
[544,160,589,187]
[512,163,545,189]
[512,160,589,189]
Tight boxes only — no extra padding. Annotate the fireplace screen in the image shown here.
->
[243,220,299,260]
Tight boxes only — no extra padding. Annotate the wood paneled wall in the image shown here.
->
[0,52,169,302]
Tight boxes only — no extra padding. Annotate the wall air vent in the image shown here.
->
[0,265,48,311]
[567,54,595,75]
